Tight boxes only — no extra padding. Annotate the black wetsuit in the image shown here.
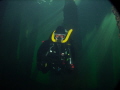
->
[37,39,75,73]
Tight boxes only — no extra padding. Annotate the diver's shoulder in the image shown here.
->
[42,39,51,43]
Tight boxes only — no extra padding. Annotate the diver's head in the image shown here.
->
[55,26,66,42]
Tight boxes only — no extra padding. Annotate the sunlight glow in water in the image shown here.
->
[37,0,53,4]
[74,0,81,5]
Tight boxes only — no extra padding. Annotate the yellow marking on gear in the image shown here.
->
[61,29,73,43]
[45,63,47,67]
[51,29,73,43]
[51,31,57,42]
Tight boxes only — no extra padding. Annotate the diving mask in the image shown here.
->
[55,34,66,41]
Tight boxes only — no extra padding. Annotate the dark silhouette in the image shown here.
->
[112,6,120,38]
[114,80,120,90]
[37,26,75,74]
[109,0,120,14]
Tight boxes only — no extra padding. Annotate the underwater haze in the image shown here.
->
[0,0,120,90]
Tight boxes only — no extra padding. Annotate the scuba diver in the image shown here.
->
[37,26,75,74]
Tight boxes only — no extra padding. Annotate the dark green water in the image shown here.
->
[0,0,120,90]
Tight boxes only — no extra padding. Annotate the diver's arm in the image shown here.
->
[67,44,75,70]
[37,40,50,70]
[68,39,75,61]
